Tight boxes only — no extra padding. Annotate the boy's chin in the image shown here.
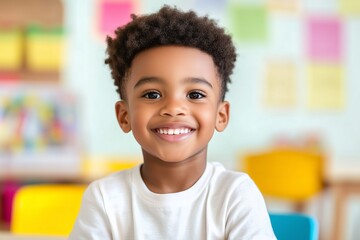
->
[142,147,207,164]
[142,148,208,165]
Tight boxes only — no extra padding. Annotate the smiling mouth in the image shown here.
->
[155,128,194,135]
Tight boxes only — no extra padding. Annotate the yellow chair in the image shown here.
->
[241,148,325,211]
[11,184,86,236]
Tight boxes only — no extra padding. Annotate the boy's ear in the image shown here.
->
[215,101,230,132]
[115,101,131,133]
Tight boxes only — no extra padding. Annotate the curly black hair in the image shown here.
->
[105,5,237,101]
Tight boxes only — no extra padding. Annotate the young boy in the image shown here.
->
[69,6,276,240]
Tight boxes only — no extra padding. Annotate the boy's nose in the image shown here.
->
[159,97,187,117]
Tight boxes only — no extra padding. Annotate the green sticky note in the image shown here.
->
[228,4,268,42]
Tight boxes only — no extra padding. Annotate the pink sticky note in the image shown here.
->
[307,17,343,62]
[99,1,133,37]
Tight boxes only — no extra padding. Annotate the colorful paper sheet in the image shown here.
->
[228,4,267,42]
[307,17,343,62]
[98,0,134,37]
[340,0,360,15]
[307,63,345,109]
[266,0,299,13]
[263,60,297,108]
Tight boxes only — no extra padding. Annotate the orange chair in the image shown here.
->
[11,184,86,236]
[241,148,325,211]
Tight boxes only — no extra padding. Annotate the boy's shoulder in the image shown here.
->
[209,162,258,196]
[87,164,140,194]
[210,161,251,183]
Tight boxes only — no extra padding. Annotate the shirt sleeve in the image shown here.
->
[68,181,112,240]
[225,175,277,240]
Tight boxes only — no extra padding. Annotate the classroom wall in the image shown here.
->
[63,0,360,170]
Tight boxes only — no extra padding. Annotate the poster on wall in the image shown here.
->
[0,83,81,177]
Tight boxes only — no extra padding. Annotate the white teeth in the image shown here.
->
[156,128,192,135]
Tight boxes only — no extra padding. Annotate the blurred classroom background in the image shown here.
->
[0,0,360,239]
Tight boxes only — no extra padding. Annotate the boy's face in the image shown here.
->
[115,46,229,163]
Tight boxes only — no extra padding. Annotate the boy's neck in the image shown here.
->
[140,151,207,194]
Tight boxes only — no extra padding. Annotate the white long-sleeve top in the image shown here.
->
[69,162,276,240]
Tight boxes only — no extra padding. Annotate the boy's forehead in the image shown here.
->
[130,46,218,74]
[128,47,217,81]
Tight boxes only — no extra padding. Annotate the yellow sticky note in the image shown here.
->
[340,0,360,15]
[266,0,299,13]
[263,60,297,108]
[307,64,345,109]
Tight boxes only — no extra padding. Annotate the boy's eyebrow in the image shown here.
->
[134,77,162,89]
[184,77,213,88]
[134,77,213,89]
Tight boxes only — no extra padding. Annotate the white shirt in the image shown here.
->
[69,162,276,240]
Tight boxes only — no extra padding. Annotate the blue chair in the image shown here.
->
[269,213,318,240]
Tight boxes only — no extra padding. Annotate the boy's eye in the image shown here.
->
[142,91,161,99]
[188,91,206,99]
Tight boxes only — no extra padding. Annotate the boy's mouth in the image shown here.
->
[155,128,194,135]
